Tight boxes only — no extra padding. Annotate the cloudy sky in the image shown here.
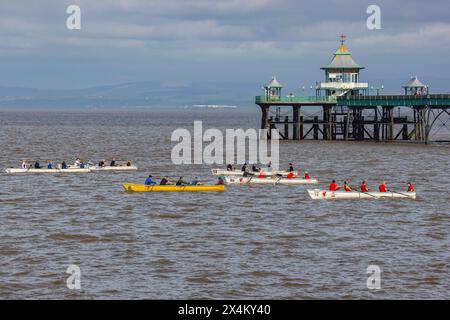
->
[1,0,449,92]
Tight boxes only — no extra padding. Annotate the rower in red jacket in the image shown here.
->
[407,182,414,192]
[329,180,340,191]
[343,181,352,192]
[360,181,369,193]
[304,172,310,179]
[379,181,388,192]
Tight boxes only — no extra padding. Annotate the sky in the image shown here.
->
[0,0,450,93]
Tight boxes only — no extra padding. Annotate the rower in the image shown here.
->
[126,160,131,167]
[304,172,310,179]
[176,176,187,186]
[360,181,369,193]
[98,160,105,167]
[61,161,68,169]
[191,177,202,186]
[343,181,352,192]
[74,158,81,167]
[378,181,388,192]
[34,161,41,169]
[287,163,294,172]
[267,161,273,172]
[21,160,28,169]
[407,182,415,192]
[110,158,117,167]
[47,162,53,169]
[226,164,233,171]
[160,176,170,185]
[251,164,260,172]
[216,176,225,185]
[329,180,340,191]
[144,175,156,185]
[241,163,247,172]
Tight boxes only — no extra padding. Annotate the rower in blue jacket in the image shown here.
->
[144,175,156,185]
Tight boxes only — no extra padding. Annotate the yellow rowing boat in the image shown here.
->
[123,183,225,192]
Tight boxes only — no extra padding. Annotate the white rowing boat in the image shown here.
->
[5,167,90,174]
[225,176,318,185]
[90,165,138,172]
[212,169,299,177]
[307,189,416,200]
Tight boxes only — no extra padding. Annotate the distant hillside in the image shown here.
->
[0,81,262,108]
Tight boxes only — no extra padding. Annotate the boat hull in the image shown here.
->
[91,165,138,172]
[5,168,91,174]
[225,177,318,185]
[307,189,416,200]
[123,183,225,192]
[212,169,299,177]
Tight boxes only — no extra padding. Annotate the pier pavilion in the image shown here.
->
[256,36,450,143]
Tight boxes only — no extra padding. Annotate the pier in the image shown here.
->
[256,36,450,143]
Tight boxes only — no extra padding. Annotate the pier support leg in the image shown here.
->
[323,106,332,140]
[374,107,380,141]
[284,116,289,140]
[259,105,269,139]
[299,116,304,140]
[313,116,319,140]
[402,123,409,140]
[389,107,394,140]
[292,106,299,140]
[344,108,351,140]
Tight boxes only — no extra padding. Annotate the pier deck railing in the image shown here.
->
[337,94,450,107]
[255,95,337,105]
[256,94,450,107]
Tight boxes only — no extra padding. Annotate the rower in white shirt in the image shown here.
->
[73,158,81,167]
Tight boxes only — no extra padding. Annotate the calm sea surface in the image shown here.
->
[0,108,448,299]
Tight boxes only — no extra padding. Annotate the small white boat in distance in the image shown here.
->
[5,167,90,174]
[307,189,416,200]
[212,169,299,177]
[225,176,318,185]
[90,165,138,172]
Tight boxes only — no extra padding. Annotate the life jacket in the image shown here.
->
[379,184,387,192]
[287,172,294,179]
[304,173,310,179]
[258,172,265,178]
[407,184,414,192]
[329,183,338,191]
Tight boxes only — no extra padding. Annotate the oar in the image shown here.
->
[360,191,379,199]
[390,191,413,198]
